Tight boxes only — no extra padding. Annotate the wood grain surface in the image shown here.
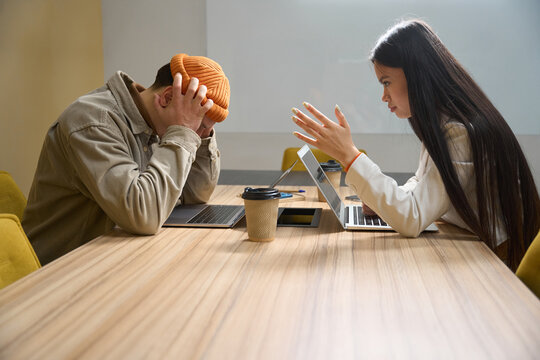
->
[1,185,538,359]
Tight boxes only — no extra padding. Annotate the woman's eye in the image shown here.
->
[383,81,390,87]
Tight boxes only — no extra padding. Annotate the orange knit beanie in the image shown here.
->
[170,53,230,123]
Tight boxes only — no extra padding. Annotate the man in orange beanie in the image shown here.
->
[23,54,230,265]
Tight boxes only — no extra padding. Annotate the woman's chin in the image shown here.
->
[395,114,409,119]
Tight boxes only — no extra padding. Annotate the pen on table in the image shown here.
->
[279,189,305,194]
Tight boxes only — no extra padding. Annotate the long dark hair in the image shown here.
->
[370,19,540,270]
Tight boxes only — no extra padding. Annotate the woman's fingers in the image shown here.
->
[292,107,324,132]
[303,102,333,126]
[292,131,317,145]
[334,104,350,129]
[292,115,321,139]
[291,101,360,165]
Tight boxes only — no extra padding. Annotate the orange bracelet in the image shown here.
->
[345,152,363,172]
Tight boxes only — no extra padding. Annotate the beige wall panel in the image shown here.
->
[0,0,104,196]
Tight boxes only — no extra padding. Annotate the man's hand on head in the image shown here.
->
[152,73,214,137]
[196,117,216,138]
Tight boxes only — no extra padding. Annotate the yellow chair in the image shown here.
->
[516,230,540,298]
[281,147,366,171]
[0,171,27,221]
[0,213,41,290]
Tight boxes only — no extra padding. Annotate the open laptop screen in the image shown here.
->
[297,145,343,218]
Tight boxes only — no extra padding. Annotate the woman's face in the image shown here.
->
[373,62,411,119]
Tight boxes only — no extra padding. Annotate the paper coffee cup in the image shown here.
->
[242,187,281,242]
[317,160,342,201]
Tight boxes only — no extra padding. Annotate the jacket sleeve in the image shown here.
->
[345,124,472,237]
[180,131,220,204]
[65,121,201,235]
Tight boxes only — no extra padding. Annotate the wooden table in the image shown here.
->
[1,185,539,359]
[217,169,414,186]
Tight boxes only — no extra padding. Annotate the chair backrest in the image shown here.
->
[0,171,27,222]
[281,147,366,171]
[516,230,540,298]
[0,213,41,290]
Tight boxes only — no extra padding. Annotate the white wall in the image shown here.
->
[101,0,206,86]
[217,133,539,185]
[101,0,540,191]
[207,0,540,135]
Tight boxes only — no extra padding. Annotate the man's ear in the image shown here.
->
[157,86,173,107]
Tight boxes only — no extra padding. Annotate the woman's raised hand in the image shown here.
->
[292,102,361,167]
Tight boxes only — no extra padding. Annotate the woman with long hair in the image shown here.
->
[291,19,540,270]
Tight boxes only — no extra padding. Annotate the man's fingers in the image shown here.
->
[185,77,199,100]
[194,85,207,105]
[200,99,213,115]
[171,73,184,101]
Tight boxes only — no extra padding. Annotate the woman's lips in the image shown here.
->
[389,106,397,113]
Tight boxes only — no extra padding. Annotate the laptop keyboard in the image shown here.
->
[351,206,388,226]
[187,205,244,224]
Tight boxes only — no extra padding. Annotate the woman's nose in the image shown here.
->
[381,89,389,102]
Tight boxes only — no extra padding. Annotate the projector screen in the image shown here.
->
[207,0,540,135]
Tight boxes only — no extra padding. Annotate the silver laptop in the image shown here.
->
[163,203,245,228]
[162,160,302,228]
[297,145,438,232]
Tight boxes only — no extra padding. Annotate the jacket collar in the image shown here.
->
[107,71,153,135]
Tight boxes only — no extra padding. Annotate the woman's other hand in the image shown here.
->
[361,203,378,217]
